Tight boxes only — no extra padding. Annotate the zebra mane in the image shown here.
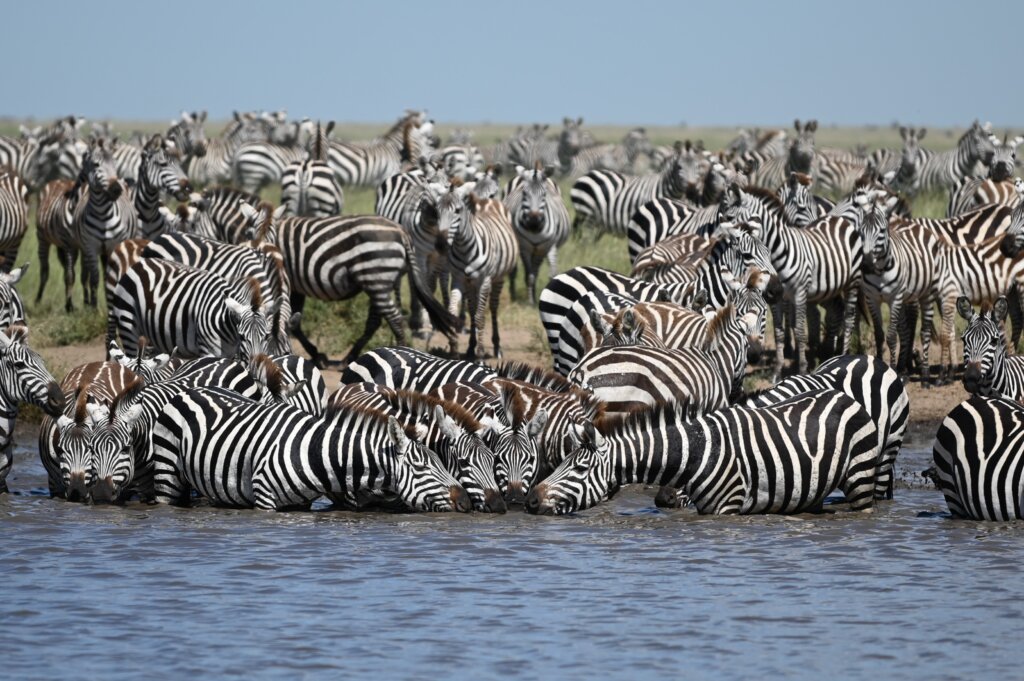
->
[789,172,813,187]
[110,377,145,421]
[705,302,735,347]
[495,382,528,427]
[742,185,787,218]
[322,400,421,439]
[387,388,482,433]
[249,354,287,398]
[493,361,574,393]
[593,400,697,437]
[73,383,91,426]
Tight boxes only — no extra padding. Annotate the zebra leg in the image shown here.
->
[63,249,78,313]
[465,278,490,361]
[806,303,821,361]
[771,300,786,381]
[287,293,328,368]
[1009,285,1024,350]
[489,280,504,359]
[840,285,859,358]
[343,303,384,366]
[526,251,543,307]
[547,244,559,279]
[918,298,934,385]
[896,302,918,376]
[36,236,50,305]
[794,288,809,375]
[938,295,957,384]
[885,295,904,369]
[508,262,518,303]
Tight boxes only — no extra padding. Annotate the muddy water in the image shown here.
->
[2,427,1023,680]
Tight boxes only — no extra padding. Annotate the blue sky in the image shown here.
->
[5,0,1021,127]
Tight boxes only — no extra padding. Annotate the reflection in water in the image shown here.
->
[2,431,1023,680]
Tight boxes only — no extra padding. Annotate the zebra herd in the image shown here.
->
[2,112,1024,521]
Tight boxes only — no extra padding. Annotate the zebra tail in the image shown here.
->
[403,235,461,335]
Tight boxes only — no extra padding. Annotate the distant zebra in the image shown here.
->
[437,186,519,359]
[563,128,653,177]
[329,383,505,512]
[36,179,80,311]
[932,395,1024,520]
[741,354,909,501]
[183,111,267,187]
[110,258,274,363]
[0,326,63,493]
[191,186,263,242]
[164,110,208,161]
[568,300,765,414]
[436,143,484,180]
[526,388,878,515]
[916,121,996,193]
[243,208,455,366]
[0,131,59,192]
[72,140,140,307]
[281,121,343,217]
[341,346,496,392]
[869,126,926,177]
[0,170,29,269]
[327,111,437,187]
[948,138,1022,216]
[133,136,190,238]
[570,142,693,236]
[745,119,817,190]
[152,386,470,511]
[503,163,571,304]
[957,296,1024,402]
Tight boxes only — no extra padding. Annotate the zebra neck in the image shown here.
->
[135,173,162,223]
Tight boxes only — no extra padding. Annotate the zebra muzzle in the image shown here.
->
[764,276,783,304]
[450,485,472,513]
[90,476,118,504]
[482,488,507,514]
[524,484,554,515]
[505,480,527,505]
[44,383,65,417]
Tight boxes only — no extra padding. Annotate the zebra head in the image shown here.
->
[989,133,1023,182]
[107,336,170,385]
[723,271,770,365]
[488,384,547,505]
[966,120,997,169]
[525,421,613,515]
[958,296,1009,397]
[469,164,502,200]
[140,135,190,201]
[225,278,274,365]
[238,200,283,246]
[516,163,555,233]
[999,183,1024,257]
[715,219,782,304]
[780,172,816,227]
[436,184,474,246]
[0,325,63,417]
[558,116,585,168]
[53,389,106,502]
[892,126,926,194]
[669,140,705,202]
[247,354,311,408]
[89,380,146,504]
[383,415,471,513]
[398,110,438,162]
[623,128,653,166]
[166,111,208,158]
[700,158,730,206]
[858,192,901,275]
[432,403,506,513]
[591,307,652,348]
[80,139,122,201]
[789,119,817,174]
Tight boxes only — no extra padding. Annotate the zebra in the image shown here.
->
[569,142,695,236]
[719,184,863,378]
[567,298,765,414]
[183,111,268,187]
[915,120,996,193]
[329,383,506,513]
[341,346,496,393]
[539,266,701,368]
[36,179,81,311]
[526,388,877,515]
[240,205,455,367]
[859,193,949,381]
[231,137,307,196]
[0,129,62,192]
[151,386,470,511]
[164,110,208,161]
[932,394,1024,520]
[436,142,484,181]
[957,296,1024,402]
[740,354,909,501]
[190,186,263,242]
[868,126,926,177]
[745,119,817,189]
[0,170,29,270]
[567,128,653,177]
[503,163,571,304]
[778,172,831,227]
[133,135,190,238]
[0,326,63,493]
[136,229,291,354]
[0,264,28,330]
[110,258,274,363]
[947,138,1022,216]
[437,185,519,359]
[281,121,344,218]
[327,111,437,188]
[72,139,140,307]
[39,358,134,500]
[507,124,559,170]
[626,197,706,263]
[432,380,547,505]
[268,354,326,416]
[107,337,171,384]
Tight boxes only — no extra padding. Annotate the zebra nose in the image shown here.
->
[747,342,763,364]
[655,485,684,508]
[482,488,507,514]
[66,472,88,502]
[524,484,552,515]
[964,363,983,392]
[45,383,65,417]
[91,476,117,504]
[449,485,472,513]
[505,480,526,505]
[999,234,1020,258]
[764,276,783,304]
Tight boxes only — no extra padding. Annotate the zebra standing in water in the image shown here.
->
[72,140,139,307]
[569,142,695,236]
[437,185,519,359]
[526,388,878,515]
[957,296,1024,402]
[915,120,996,193]
[932,395,1024,520]
[281,121,344,217]
[0,171,29,271]
[503,163,571,304]
[133,136,190,238]
[327,111,437,188]
[152,386,470,511]
[0,326,63,493]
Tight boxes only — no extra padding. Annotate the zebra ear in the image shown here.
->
[108,339,127,365]
[434,404,459,440]
[690,289,709,310]
[387,416,409,453]
[121,403,145,427]
[279,380,308,401]
[621,310,644,344]
[477,415,502,438]
[956,297,974,321]
[527,408,547,439]
[590,309,612,337]
[56,415,74,430]
[225,298,248,319]
[994,297,1009,323]
[917,128,926,141]
[5,324,27,345]
[147,352,171,372]
[85,402,109,427]
[0,263,28,286]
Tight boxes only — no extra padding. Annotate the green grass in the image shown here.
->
[6,119,963,373]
